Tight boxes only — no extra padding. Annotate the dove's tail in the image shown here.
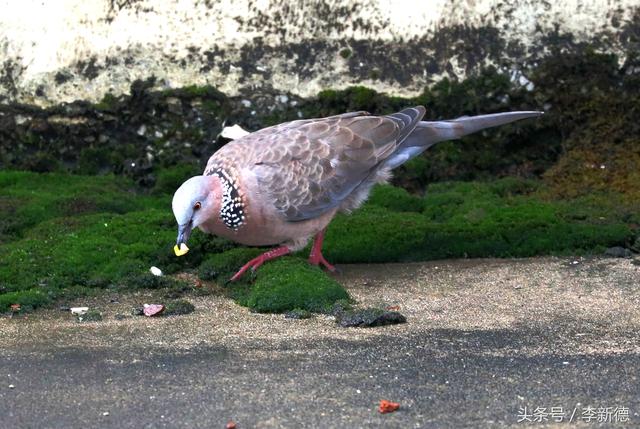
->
[383,111,543,169]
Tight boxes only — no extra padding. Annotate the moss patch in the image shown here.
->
[78,309,103,323]
[338,48,352,59]
[0,170,163,241]
[0,289,49,313]
[367,184,423,212]
[325,179,633,262]
[335,307,407,328]
[198,247,265,282]
[0,171,213,311]
[164,299,196,316]
[234,258,350,313]
[0,171,636,314]
[533,51,640,203]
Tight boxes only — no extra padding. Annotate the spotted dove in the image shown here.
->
[172,107,542,280]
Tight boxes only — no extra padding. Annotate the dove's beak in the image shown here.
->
[176,221,193,246]
[174,222,192,257]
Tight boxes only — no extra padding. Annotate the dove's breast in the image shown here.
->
[198,166,337,250]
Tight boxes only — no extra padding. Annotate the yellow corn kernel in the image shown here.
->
[173,243,189,256]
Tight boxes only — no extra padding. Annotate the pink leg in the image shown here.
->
[308,229,336,272]
[229,246,290,282]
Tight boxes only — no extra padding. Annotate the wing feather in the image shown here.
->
[204,107,426,221]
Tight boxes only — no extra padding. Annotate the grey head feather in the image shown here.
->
[172,175,208,226]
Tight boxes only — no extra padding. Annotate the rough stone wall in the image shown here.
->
[0,0,638,105]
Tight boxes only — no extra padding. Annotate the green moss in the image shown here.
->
[78,147,112,175]
[95,92,119,111]
[308,86,407,117]
[123,273,188,290]
[530,51,640,202]
[0,171,635,315]
[78,309,103,322]
[325,181,633,262]
[198,247,264,282]
[326,206,427,263]
[0,171,165,241]
[154,232,239,276]
[367,184,423,212]
[153,164,202,194]
[0,289,50,312]
[235,258,349,313]
[164,299,195,316]
[180,85,220,98]
[0,210,168,292]
[0,171,213,296]
[339,48,352,59]
[487,177,541,197]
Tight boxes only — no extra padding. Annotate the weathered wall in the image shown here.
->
[0,0,638,105]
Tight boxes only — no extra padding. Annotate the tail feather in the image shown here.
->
[408,111,543,147]
[383,111,543,169]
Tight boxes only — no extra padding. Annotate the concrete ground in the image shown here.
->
[1,257,639,428]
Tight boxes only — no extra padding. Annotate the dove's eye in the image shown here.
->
[193,202,201,210]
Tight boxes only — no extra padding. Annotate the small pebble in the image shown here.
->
[143,304,165,317]
[70,307,89,315]
[9,384,15,389]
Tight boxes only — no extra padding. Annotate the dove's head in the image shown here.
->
[172,175,218,251]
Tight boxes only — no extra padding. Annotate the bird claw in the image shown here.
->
[227,246,291,283]
[308,228,338,273]
[308,254,337,273]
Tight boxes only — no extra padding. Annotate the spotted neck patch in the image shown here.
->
[209,168,246,230]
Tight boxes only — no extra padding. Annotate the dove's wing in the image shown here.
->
[209,107,425,221]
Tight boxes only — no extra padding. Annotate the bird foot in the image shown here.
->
[308,228,337,273]
[229,246,290,282]
[308,252,337,273]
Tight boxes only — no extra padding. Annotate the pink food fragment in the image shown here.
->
[143,304,165,317]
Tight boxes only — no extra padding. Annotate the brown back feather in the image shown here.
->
[204,107,426,221]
